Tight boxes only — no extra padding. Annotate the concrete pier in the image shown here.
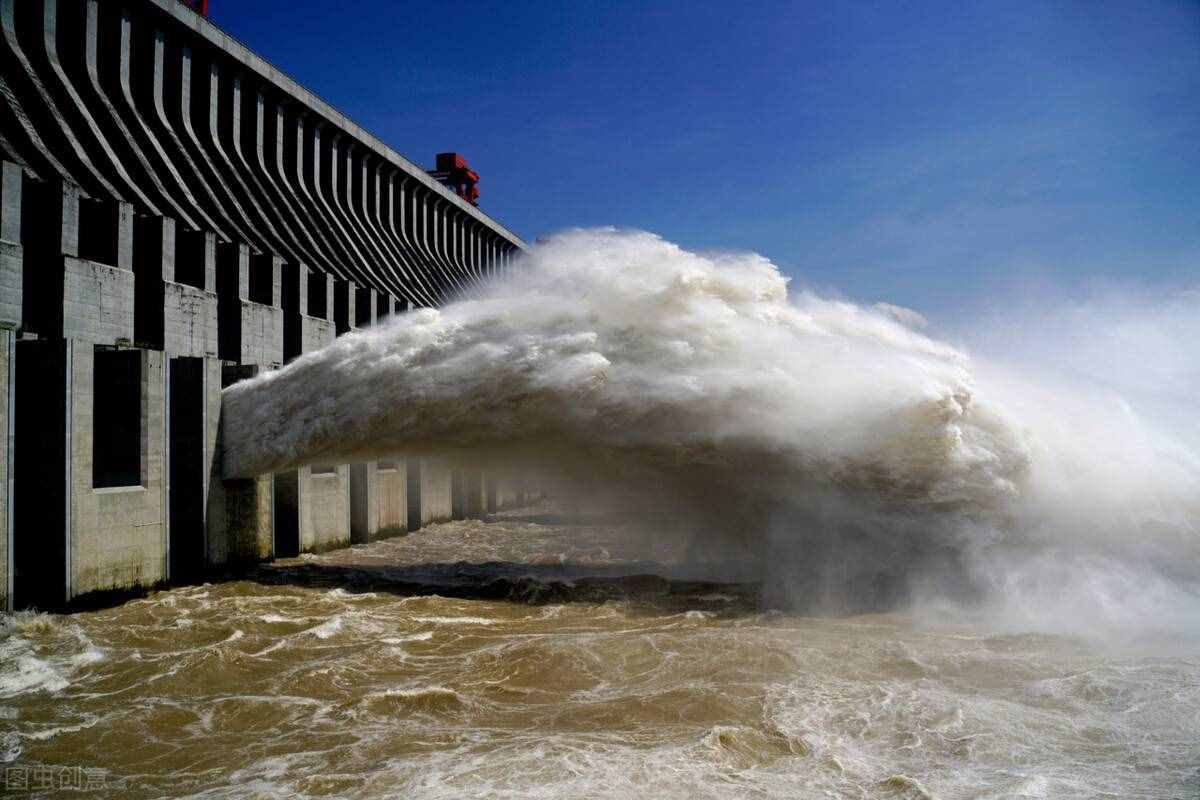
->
[410,457,454,530]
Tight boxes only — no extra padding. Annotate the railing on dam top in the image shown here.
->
[0,0,525,310]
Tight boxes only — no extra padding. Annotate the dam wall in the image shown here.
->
[0,0,529,610]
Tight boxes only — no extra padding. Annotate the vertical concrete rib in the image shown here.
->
[467,220,485,282]
[199,61,290,259]
[227,74,304,264]
[68,0,165,217]
[104,3,201,228]
[411,188,448,297]
[175,44,255,245]
[458,219,473,282]
[146,22,243,241]
[473,226,483,279]
[346,148,401,297]
[247,89,334,273]
[322,131,384,290]
[1,0,118,198]
[378,167,436,308]
[429,197,471,292]
[392,176,441,303]
[302,122,369,285]
[284,110,353,281]
[418,191,464,297]
[263,101,340,275]
[86,1,211,226]
[449,210,478,289]
[289,115,353,279]
[442,201,475,290]
[0,8,66,183]
[335,140,391,291]
[365,160,426,305]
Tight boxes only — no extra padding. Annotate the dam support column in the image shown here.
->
[489,474,525,513]
[274,268,350,555]
[167,356,221,580]
[345,285,390,543]
[467,470,486,518]
[374,458,407,538]
[0,163,19,611]
[349,461,378,544]
[299,464,351,553]
[451,468,486,520]
[133,216,219,359]
[13,341,167,607]
[209,365,274,568]
[216,244,283,368]
[135,217,221,582]
[211,246,282,567]
[407,456,452,531]
[0,329,13,612]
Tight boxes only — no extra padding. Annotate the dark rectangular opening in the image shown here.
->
[378,460,399,472]
[376,294,389,324]
[132,216,167,350]
[175,229,208,290]
[281,262,303,363]
[274,471,300,558]
[93,348,142,488]
[216,244,243,362]
[333,280,351,335]
[14,340,69,609]
[355,287,372,327]
[248,254,275,306]
[312,464,337,475]
[406,457,422,532]
[350,463,369,544]
[169,358,206,580]
[307,270,328,319]
[20,178,67,337]
[280,263,302,314]
[77,197,120,265]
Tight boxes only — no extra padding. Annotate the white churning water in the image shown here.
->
[221,228,1200,636]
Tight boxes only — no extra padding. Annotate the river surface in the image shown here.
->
[1,508,1197,799]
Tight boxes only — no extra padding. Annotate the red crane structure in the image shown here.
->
[182,0,209,16]
[428,153,480,206]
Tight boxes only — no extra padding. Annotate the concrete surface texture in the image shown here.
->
[0,0,533,611]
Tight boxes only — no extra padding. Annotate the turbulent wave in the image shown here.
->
[221,228,1200,634]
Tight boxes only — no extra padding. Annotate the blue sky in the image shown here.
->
[212,1,1199,320]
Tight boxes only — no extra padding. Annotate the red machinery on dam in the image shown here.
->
[0,0,528,611]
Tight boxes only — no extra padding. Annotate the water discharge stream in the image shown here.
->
[223,228,1200,633]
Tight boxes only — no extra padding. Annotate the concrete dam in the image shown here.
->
[0,0,530,611]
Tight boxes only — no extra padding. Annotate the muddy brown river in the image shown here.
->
[1,509,1197,798]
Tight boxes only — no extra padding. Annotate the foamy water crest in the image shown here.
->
[221,228,1200,638]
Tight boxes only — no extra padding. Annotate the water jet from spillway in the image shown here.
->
[220,228,1200,632]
